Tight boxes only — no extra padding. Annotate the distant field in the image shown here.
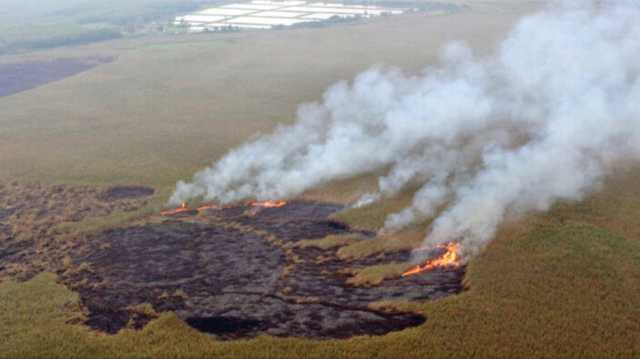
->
[0,57,113,98]
[0,3,536,192]
[0,0,209,54]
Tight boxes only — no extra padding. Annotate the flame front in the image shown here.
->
[402,242,461,277]
[196,203,219,212]
[160,202,191,216]
[248,200,288,208]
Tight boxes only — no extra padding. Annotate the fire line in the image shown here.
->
[248,200,288,208]
[160,202,191,216]
[402,242,461,277]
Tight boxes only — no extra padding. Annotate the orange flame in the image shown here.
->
[248,200,288,208]
[196,203,219,212]
[402,242,461,277]
[160,202,191,216]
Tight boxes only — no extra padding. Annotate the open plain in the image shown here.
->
[3,1,640,358]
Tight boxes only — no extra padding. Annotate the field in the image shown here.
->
[4,1,640,358]
[0,0,205,54]
[172,0,409,32]
[0,2,532,186]
[0,57,113,97]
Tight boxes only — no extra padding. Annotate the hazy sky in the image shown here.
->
[0,0,192,25]
[0,0,88,21]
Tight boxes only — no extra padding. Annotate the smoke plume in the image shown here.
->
[171,1,640,260]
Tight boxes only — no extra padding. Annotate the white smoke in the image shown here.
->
[171,0,640,260]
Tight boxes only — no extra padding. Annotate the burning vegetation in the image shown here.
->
[248,200,288,208]
[196,203,219,212]
[402,242,461,277]
[160,202,192,216]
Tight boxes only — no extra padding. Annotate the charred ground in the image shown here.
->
[0,182,152,279]
[0,182,464,340]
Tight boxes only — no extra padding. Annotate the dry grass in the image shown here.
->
[345,263,408,286]
[337,227,424,260]
[53,189,169,235]
[127,303,159,318]
[295,234,365,250]
[0,4,529,192]
[4,170,640,359]
[5,170,640,359]
[331,190,416,229]
[3,206,640,358]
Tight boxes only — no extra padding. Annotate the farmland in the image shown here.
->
[172,0,407,32]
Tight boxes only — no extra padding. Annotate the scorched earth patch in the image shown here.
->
[0,182,464,339]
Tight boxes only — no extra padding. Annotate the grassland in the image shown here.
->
[3,170,640,358]
[0,2,533,190]
[0,3,534,239]
[5,1,638,358]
